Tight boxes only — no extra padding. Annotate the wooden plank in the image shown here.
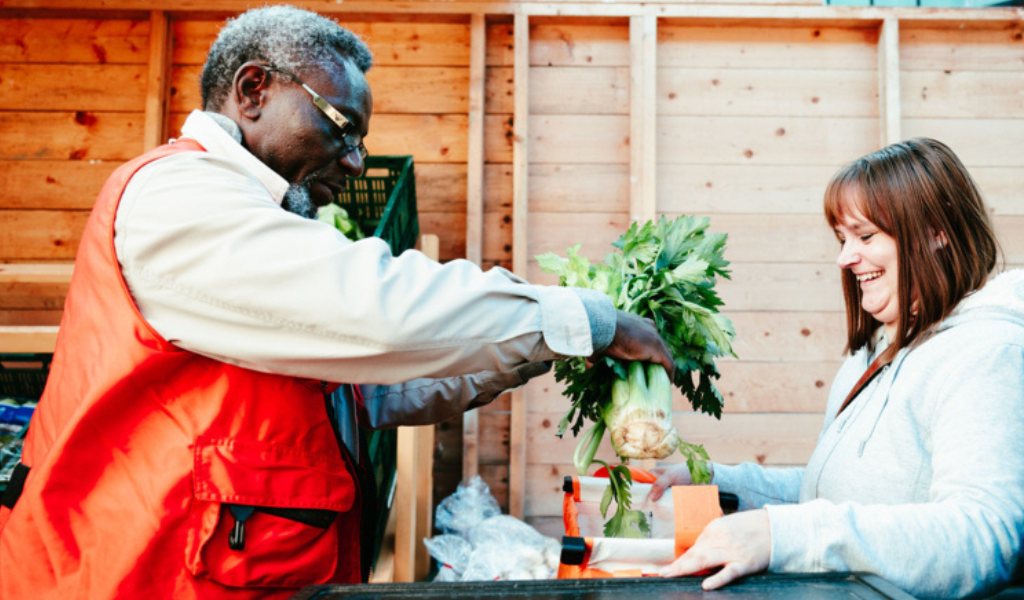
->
[900,25,1024,72]
[478,412,511,464]
[971,168,1024,217]
[0,160,119,210]
[529,164,628,214]
[878,18,901,147]
[466,13,486,267]
[0,210,91,260]
[1,112,145,161]
[463,14,485,483]
[631,14,657,224]
[659,25,878,70]
[726,311,848,363]
[0,326,59,353]
[0,310,63,326]
[530,22,630,67]
[530,115,629,164]
[526,261,844,312]
[517,213,1024,267]
[509,9,529,521]
[144,10,173,151]
[174,65,475,115]
[173,20,472,66]
[902,119,1024,167]
[656,164,835,215]
[486,22,514,67]
[901,70,1024,119]
[0,64,147,111]
[393,424,418,583]
[657,68,878,118]
[0,18,150,64]
[3,2,1023,20]
[524,412,824,478]
[524,358,841,416]
[414,422,434,581]
[173,113,480,163]
[0,263,74,311]
[518,66,630,115]
[657,116,877,166]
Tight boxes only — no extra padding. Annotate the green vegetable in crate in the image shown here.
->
[317,203,365,241]
[537,215,735,486]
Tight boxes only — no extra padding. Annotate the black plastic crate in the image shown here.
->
[0,354,51,401]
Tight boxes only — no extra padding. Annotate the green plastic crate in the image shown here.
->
[337,155,419,256]
[336,155,419,574]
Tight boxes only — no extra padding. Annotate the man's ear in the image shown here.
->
[233,62,272,121]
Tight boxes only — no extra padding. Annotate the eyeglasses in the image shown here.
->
[264,65,368,160]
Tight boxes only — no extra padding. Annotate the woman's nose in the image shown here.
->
[837,241,859,269]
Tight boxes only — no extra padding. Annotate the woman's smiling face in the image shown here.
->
[833,197,900,337]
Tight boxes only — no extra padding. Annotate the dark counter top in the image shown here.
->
[292,573,919,600]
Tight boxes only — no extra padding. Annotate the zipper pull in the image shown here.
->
[227,504,256,551]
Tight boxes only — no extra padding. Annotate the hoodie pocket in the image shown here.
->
[185,437,355,588]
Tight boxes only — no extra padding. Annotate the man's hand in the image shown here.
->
[594,310,675,379]
[646,462,715,502]
[659,509,771,590]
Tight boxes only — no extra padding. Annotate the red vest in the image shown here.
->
[0,140,362,599]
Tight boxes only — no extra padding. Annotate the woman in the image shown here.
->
[649,138,1024,599]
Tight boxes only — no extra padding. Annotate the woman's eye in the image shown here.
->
[860,233,875,242]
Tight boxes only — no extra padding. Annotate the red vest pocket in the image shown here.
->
[186,437,355,588]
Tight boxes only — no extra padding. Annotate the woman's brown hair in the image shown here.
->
[823,138,1000,357]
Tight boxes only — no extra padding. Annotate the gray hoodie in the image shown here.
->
[714,269,1024,599]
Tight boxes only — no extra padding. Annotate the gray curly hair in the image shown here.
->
[200,5,373,111]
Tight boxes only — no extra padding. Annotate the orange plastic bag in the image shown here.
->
[557,471,722,579]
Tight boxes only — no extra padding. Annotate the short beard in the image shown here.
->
[281,182,318,220]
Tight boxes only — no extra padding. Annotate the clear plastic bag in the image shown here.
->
[422,534,472,581]
[426,476,559,582]
[433,476,501,538]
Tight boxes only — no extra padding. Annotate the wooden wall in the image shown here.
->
[1,3,1022,539]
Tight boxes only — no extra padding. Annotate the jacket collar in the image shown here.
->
[179,110,290,206]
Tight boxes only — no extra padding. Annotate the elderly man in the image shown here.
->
[0,6,673,599]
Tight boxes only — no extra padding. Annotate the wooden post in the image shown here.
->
[878,17,901,148]
[144,10,172,150]
[630,13,658,225]
[394,234,441,583]
[509,9,530,520]
[463,13,487,484]
[393,421,418,583]
[415,234,439,581]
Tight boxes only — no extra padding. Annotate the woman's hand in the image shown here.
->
[646,463,714,502]
[659,509,772,590]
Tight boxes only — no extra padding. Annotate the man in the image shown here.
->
[0,7,673,599]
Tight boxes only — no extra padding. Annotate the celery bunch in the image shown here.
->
[317,204,365,241]
[537,215,735,485]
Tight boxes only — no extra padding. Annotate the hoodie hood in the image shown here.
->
[939,269,1024,333]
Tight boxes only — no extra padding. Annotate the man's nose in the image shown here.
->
[340,148,365,177]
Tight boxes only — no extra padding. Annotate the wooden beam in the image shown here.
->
[0,326,59,353]
[509,9,530,521]
[2,2,1023,23]
[878,17,901,148]
[415,233,439,581]
[393,422,418,583]
[629,13,658,224]
[143,10,172,151]
[463,13,487,484]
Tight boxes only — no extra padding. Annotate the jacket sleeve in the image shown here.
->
[711,463,804,512]
[765,343,1024,600]
[356,362,551,429]
[114,153,611,385]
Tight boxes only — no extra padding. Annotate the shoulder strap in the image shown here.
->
[837,353,893,416]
